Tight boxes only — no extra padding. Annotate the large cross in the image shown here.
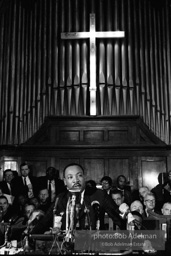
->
[61,13,125,115]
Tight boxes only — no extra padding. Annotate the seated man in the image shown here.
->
[130,200,144,215]
[0,195,15,223]
[161,202,171,216]
[143,192,158,218]
[100,176,113,195]
[115,175,132,206]
[37,167,66,203]
[31,163,125,234]
[38,188,51,213]
[0,195,17,245]
[110,189,124,207]
[142,192,160,230]
[139,186,150,204]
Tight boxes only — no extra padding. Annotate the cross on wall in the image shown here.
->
[61,13,125,115]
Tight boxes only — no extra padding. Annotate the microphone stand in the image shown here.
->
[70,194,76,232]
[65,193,77,244]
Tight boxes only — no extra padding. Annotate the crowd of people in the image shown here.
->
[0,162,171,251]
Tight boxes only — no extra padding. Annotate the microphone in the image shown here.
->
[70,194,76,231]
[53,197,59,214]
[91,201,100,212]
[91,201,100,230]
[126,213,135,231]
[119,203,130,219]
[53,197,64,229]
[69,189,81,203]
[75,203,81,228]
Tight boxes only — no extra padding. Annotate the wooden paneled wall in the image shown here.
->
[0,116,168,191]
[0,0,171,145]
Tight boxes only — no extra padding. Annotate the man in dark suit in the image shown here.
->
[37,167,66,203]
[0,169,15,196]
[142,192,161,230]
[31,163,124,234]
[12,162,38,199]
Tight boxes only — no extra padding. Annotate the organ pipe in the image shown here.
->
[53,0,59,115]
[32,1,37,133]
[14,3,21,144]
[47,0,52,116]
[0,15,4,144]
[19,8,25,144]
[0,0,170,144]
[133,0,140,116]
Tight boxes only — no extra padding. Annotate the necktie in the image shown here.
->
[8,183,11,195]
[49,180,51,202]
[24,177,27,186]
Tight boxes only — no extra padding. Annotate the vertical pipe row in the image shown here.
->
[19,6,25,144]
[106,0,114,115]
[52,0,59,116]
[133,0,140,116]
[47,0,52,115]
[148,0,156,133]
[115,0,122,115]
[65,0,72,115]
[165,0,171,143]
[73,0,81,115]
[32,1,37,134]
[27,8,33,139]
[42,0,47,122]
[0,14,4,144]
[138,0,146,120]
[157,8,165,141]
[9,0,17,143]
[14,2,21,144]
[3,3,12,144]
[153,7,161,138]
[127,0,134,115]
[98,0,106,115]
[59,0,66,115]
[143,0,151,126]
[23,8,29,142]
[81,0,88,115]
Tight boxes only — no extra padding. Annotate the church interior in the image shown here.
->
[0,0,171,190]
[0,0,171,254]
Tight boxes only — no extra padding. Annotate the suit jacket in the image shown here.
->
[0,180,15,196]
[31,189,124,234]
[37,176,66,196]
[12,175,39,198]
[142,209,162,230]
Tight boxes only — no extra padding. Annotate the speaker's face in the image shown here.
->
[64,165,85,192]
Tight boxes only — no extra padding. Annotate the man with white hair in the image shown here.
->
[143,192,156,218]
[130,200,144,215]
[161,202,171,216]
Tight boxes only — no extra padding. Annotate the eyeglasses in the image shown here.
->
[102,182,109,185]
[145,199,155,203]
